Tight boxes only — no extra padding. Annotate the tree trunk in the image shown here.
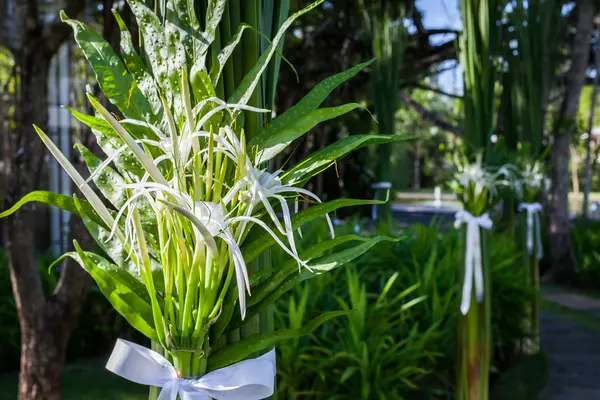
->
[571,146,580,194]
[16,295,70,400]
[2,1,90,399]
[4,49,90,400]
[583,29,600,220]
[412,141,421,191]
[547,0,595,284]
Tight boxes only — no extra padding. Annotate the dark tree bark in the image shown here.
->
[583,29,600,220]
[547,0,595,284]
[1,1,91,399]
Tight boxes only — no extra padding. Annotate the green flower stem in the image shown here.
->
[173,351,193,378]
[502,194,516,234]
[528,254,540,353]
[241,1,260,140]
[519,212,540,354]
[457,225,491,400]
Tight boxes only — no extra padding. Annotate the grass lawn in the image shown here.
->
[0,353,548,400]
[0,358,146,400]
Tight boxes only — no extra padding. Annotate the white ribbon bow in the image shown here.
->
[518,202,543,260]
[371,181,392,220]
[454,211,493,315]
[106,339,276,400]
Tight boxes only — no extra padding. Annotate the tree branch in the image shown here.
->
[405,40,457,74]
[399,92,464,135]
[422,28,460,36]
[402,82,463,99]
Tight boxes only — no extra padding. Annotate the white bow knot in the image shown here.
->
[454,211,493,315]
[518,202,543,260]
[106,339,276,400]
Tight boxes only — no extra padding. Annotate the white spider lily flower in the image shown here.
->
[111,178,312,318]
[455,156,519,200]
[223,165,334,271]
[521,161,548,192]
[457,158,498,198]
[211,126,334,268]
[494,164,523,198]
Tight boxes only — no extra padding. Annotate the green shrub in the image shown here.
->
[275,220,529,399]
[571,218,600,287]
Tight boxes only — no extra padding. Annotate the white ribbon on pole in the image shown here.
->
[454,211,493,315]
[371,182,392,221]
[518,202,543,260]
[106,339,276,400]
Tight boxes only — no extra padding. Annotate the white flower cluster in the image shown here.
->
[92,96,332,320]
[521,161,550,194]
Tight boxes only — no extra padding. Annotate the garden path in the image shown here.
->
[540,287,600,400]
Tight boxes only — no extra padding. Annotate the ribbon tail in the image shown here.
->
[461,224,475,315]
[372,192,378,221]
[526,209,534,256]
[460,257,473,315]
[180,389,211,400]
[158,380,179,400]
[535,212,543,260]
[473,225,484,303]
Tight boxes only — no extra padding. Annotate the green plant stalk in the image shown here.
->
[529,254,540,353]
[149,340,165,400]
[501,192,516,235]
[507,0,561,156]
[241,1,260,140]
[518,212,540,354]
[366,4,407,223]
[458,0,500,158]
[457,226,491,400]
[222,5,291,396]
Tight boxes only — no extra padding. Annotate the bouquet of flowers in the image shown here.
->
[516,158,549,354]
[450,154,514,400]
[1,1,408,398]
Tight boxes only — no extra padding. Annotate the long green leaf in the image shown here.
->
[86,94,169,186]
[208,310,348,370]
[60,12,154,121]
[198,0,227,59]
[76,144,128,209]
[253,103,365,163]
[248,234,378,308]
[232,235,398,327]
[0,191,101,225]
[210,23,251,86]
[127,0,170,99]
[164,20,188,120]
[75,144,159,238]
[112,9,163,121]
[69,241,158,341]
[66,107,146,179]
[300,236,399,279]
[34,125,116,229]
[283,134,415,186]
[72,196,161,291]
[250,59,375,160]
